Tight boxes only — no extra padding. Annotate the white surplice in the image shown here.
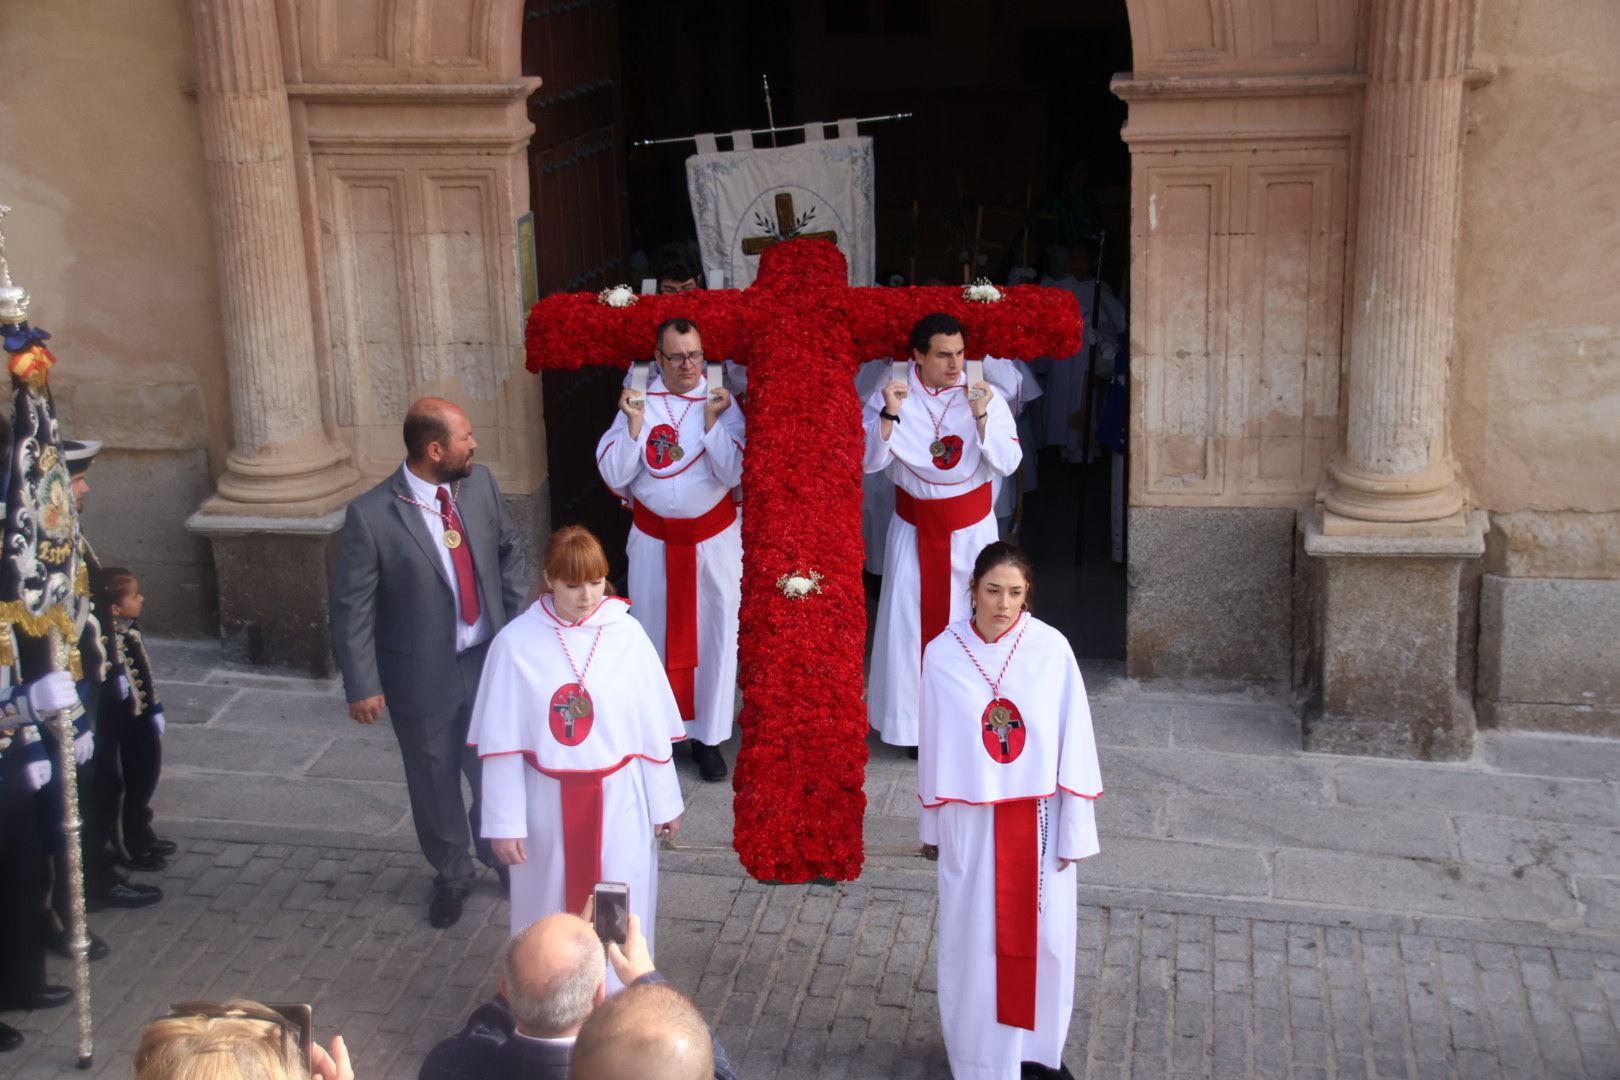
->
[858,359,1036,575]
[918,614,1104,1080]
[862,363,1021,746]
[469,596,686,992]
[596,390,745,746]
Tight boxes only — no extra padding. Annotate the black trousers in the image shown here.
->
[120,708,162,854]
[0,744,48,999]
[390,642,496,889]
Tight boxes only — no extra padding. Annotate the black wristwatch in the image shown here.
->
[879,409,901,423]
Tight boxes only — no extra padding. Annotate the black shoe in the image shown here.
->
[429,886,466,929]
[0,1021,20,1051]
[87,877,163,911]
[906,746,919,760]
[691,741,728,782]
[1019,1063,1075,1080]
[147,838,179,858]
[118,848,168,873]
[0,985,72,1012]
[45,929,109,962]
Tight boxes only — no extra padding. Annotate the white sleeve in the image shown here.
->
[640,757,686,826]
[1055,789,1100,861]
[596,412,646,494]
[919,804,940,846]
[862,396,895,474]
[480,754,529,839]
[702,399,746,488]
[977,394,1022,479]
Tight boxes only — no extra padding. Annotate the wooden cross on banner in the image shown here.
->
[739,192,839,256]
[525,239,1081,884]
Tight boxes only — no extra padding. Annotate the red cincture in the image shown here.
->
[950,617,1032,766]
[646,423,682,469]
[550,619,605,747]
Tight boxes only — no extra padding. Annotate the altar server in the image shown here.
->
[470,526,685,992]
[864,313,1021,748]
[918,541,1102,1080]
[597,318,744,782]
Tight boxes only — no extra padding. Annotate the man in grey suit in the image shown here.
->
[331,397,527,929]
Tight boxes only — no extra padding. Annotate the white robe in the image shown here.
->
[863,363,1021,746]
[858,359,1038,574]
[596,390,745,746]
[918,615,1103,1080]
[1033,274,1126,463]
[469,597,686,992]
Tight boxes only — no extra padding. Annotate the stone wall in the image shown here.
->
[1455,1,1620,733]
[0,0,229,635]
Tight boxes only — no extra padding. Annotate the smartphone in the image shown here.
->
[267,1002,312,1073]
[592,881,630,946]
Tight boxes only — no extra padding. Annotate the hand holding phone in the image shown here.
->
[592,881,630,946]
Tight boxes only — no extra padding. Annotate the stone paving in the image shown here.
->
[5,639,1619,1077]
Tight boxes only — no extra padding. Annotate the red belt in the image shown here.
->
[632,496,737,719]
[537,763,617,915]
[994,798,1039,1030]
[895,483,992,658]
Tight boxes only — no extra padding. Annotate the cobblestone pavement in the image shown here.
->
[4,640,1618,1077]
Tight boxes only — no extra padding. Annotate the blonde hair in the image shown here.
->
[134,1000,304,1080]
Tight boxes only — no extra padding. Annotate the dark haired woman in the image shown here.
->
[469,526,685,992]
[918,541,1103,1080]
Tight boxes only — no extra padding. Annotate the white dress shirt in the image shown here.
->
[400,463,492,652]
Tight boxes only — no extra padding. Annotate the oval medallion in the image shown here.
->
[931,434,964,470]
[549,682,595,746]
[646,424,682,469]
[980,696,1026,764]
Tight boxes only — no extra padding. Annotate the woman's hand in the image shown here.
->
[1057,857,1078,872]
[655,816,682,843]
[492,838,527,866]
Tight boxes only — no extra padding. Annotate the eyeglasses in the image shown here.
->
[657,350,705,367]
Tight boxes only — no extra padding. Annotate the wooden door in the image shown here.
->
[524,0,633,582]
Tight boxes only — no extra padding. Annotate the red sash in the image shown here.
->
[631,496,738,719]
[536,762,620,915]
[895,483,993,659]
[993,798,1039,1030]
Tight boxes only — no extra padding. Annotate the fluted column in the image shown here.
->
[191,0,357,506]
[1324,0,1468,529]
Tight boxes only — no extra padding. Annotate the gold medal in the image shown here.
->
[443,529,462,549]
[930,439,947,458]
[988,704,1013,729]
[670,445,685,461]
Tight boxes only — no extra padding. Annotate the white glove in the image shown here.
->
[27,758,52,789]
[26,671,79,716]
[73,729,94,765]
[118,675,132,700]
[152,708,166,737]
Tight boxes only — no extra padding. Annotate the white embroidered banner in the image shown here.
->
[685,136,876,289]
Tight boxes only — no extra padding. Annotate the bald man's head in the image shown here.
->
[402,397,477,482]
[501,913,606,1039]
[569,982,714,1080]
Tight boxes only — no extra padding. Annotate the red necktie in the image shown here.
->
[436,487,482,626]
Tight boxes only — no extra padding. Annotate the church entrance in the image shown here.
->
[529,0,1134,661]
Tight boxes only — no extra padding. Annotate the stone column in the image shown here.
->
[186,0,358,672]
[189,0,357,508]
[1305,0,1484,760]
[1323,0,1467,531]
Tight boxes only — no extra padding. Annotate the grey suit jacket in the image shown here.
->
[330,463,527,721]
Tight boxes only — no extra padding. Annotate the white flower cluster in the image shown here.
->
[597,284,638,308]
[775,570,825,600]
[962,278,1003,304]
